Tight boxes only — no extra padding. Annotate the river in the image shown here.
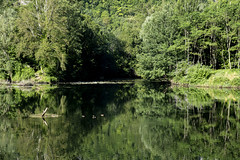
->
[0,81,240,159]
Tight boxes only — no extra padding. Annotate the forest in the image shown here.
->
[0,0,240,83]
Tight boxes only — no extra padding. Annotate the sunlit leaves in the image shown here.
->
[137,2,178,80]
[0,8,16,81]
[15,0,69,74]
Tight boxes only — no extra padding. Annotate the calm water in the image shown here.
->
[0,82,240,159]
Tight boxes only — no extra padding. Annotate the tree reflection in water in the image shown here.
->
[0,83,240,159]
[136,83,240,159]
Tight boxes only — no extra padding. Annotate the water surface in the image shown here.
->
[0,82,240,159]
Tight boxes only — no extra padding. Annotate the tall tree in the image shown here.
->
[0,8,16,81]
[136,2,178,80]
[15,0,69,76]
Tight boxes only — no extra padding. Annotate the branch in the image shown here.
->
[42,107,48,117]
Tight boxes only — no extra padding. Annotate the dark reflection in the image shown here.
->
[0,83,240,159]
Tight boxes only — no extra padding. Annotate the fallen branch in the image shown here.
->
[42,107,48,117]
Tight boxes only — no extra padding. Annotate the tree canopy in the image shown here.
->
[1,0,240,82]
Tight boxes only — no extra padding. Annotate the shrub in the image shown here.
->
[212,77,230,86]
[13,63,35,82]
[0,72,6,80]
[35,69,57,83]
[185,64,212,84]
[173,61,190,82]
[231,78,240,86]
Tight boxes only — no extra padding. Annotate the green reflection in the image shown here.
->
[0,84,138,159]
[136,84,240,159]
[0,83,240,159]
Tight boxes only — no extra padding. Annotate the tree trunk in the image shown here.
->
[184,29,187,62]
[221,50,226,69]
[226,22,232,69]
[211,32,217,69]
[238,58,240,69]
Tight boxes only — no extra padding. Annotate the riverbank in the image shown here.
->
[1,70,240,89]
[0,80,49,86]
[172,66,240,88]
[0,79,138,87]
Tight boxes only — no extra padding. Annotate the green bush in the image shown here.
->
[0,72,6,80]
[35,69,57,83]
[212,77,230,86]
[173,62,212,84]
[173,61,190,82]
[13,63,35,82]
[173,64,240,87]
[185,64,212,84]
[231,78,240,86]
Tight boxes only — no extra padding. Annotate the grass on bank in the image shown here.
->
[172,62,240,88]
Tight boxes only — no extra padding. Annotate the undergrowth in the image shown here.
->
[173,62,240,87]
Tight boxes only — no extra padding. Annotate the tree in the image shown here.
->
[0,8,16,81]
[136,2,178,80]
[15,0,69,77]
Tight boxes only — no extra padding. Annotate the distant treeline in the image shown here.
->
[0,0,240,82]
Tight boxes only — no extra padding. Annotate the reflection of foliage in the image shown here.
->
[135,83,240,159]
[79,112,151,160]
[0,117,71,159]
[0,84,138,159]
[0,84,136,118]
[134,81,171,116]
[140,118,185,159]
[0,85,62,118]
[1,83,240,159]
[171,87,214,109]
[0,88,18,117]
[172,86,240,108]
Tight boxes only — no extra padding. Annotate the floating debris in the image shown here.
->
[58,80,135,85]
[29,114,60,118]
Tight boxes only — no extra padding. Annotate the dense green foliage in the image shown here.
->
[1,0,240,82]
[136,2,179,79]
[138,0,240,80]
[173,63,240,87]
[1,0,156,82]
